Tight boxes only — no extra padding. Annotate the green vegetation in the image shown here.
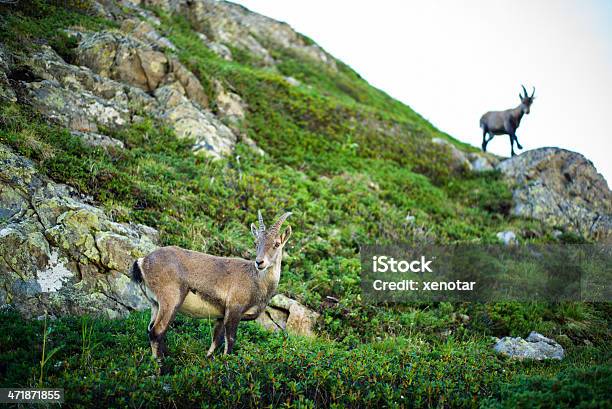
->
[0,2,610,407]
[1,310,610,408]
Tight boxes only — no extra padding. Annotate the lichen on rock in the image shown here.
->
[498,148,612,240]
[0,144,158,318]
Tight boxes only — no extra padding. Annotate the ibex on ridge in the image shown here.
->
[480,85,535,156]
[130,211,293,360]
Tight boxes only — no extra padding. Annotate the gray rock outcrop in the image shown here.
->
[213,79,246,124]
[18,44,155,133]
[138,0,337,70]
[494,331,564,360]
[0,144,158,318]
[75,30,169,92]
[154,83,236,159]
[8,36,239,159]
[256,294,320,337]
[498,148,612,240]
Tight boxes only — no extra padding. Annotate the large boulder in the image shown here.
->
[24,79,130,133]
[154,83,236,159]
[0,144,158,318]
[74,30,207,107]
[498,148,612,240]
[7,42,235,159]
[17,45,154,134]
[494,332,564,361]
[75,31,169,92]
[256,294,320,337]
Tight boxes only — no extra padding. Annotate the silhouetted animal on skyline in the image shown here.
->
[480,85,535,156]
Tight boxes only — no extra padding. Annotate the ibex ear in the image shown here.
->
[280,225,292,245]
[250,223,259,239]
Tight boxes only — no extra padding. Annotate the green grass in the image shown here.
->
[0,2,610,407]
[0,310,609,408]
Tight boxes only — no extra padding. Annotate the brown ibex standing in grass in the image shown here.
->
[130,211,292,360]
[480,85,535,156]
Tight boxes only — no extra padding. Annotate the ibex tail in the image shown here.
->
[130,259,144,283]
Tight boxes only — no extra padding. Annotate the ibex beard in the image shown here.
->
[130,211,292,361]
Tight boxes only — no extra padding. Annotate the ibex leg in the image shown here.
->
[481,129,492,151]
[508,134,516,156]
[149,285,184,360]
[514,135,523,150]
[223,309,242,355]
[148,302,158,334]
[206,319,225,357]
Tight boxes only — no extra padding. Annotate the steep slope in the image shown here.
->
[0,1,610,407]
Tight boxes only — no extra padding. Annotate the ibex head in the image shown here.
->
[250,211,292,272]
[519,85,536,114]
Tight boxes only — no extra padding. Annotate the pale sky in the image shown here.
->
[233,0,612,183]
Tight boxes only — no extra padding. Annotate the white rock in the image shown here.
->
[496,230,517,246]
[284,76,301,86]
[494,331,564,360]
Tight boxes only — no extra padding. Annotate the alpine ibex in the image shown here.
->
[480,85,535,156]
[130,211,293,360]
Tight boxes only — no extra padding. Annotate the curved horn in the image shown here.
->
[521,85,528,98]
[531,86,536,98]
[269,212,292,235]
[258,210,265,232]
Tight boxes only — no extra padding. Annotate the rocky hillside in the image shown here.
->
[0,1,610,407]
